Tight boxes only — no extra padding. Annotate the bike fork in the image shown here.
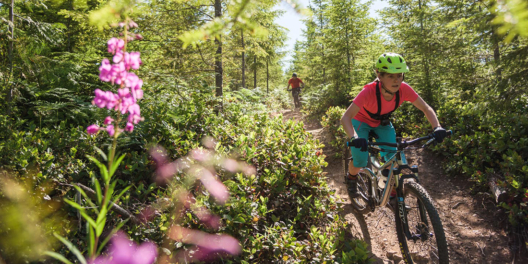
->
[396,185,432,241]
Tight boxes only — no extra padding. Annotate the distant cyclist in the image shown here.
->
[340,53,447,198]
[287,73,304,109]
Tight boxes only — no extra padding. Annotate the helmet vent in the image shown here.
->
[378,59,382,63]
[399,57,403,63]
[382,66,388,69]
[383,54,386,57]
[387,57,392,63]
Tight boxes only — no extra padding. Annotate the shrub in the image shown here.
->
[321,106,347,158]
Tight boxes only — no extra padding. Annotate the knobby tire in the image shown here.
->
[394,181,449,264]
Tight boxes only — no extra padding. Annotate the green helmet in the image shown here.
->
[375,53,409,73]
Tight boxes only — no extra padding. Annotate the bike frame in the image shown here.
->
[360,143,426,241]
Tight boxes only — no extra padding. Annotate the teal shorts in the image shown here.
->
[350,119,397,168]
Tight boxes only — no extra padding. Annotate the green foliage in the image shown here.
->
[493,0,528,41]
[289,0,378,116]
[320,106,347,157]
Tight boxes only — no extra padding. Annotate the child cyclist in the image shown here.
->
[340,53,447,198]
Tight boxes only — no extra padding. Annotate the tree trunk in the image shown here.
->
[345,23,351,84]
[241,29,246,88]
[214,0,223,100]
[266,59,269,94]
[492,33,502,81]
[253,56,257,89]
[67,0,72,52]
[418,0,432,105]
[319,10,326,85]
[7,0,14,115]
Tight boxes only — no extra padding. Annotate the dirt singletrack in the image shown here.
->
[280,109,527,264]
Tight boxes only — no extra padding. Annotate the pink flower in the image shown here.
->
[105,92,119,110]
[127,104,142,124]
[106,125,115,137]
[104,116,114,125]
[99,59,113,82]
[129,20,138,28]
[118,88,130,98]
[89,232,157,264]
[124,52,141,70]
[107,38,124,54]
[135,34,143,40]
[125,122,134,132]
[135,89,144,100]
[169,227,241,261]
[87,124,100,135]
[93,89,108,108]
[89,34,146,138]
[125,73,140,89]
[113,50,124,64]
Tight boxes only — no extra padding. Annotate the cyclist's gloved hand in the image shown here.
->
[350,137,368,152]
[433,127,447,143]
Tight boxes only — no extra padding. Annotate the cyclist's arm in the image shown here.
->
[286,82,291,90]
[340,103,361,139]
[411,96,441,129]
[300,80,305,88]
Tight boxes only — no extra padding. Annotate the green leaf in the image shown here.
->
[109,154,126,177]
[44,251,74,264]
[80,211,97,229]
[64,198,84,211]
[86,155,109,182]
[97,220,129,255]
[95,205,108,236]
[96,216,106,237]
[93,146,107,161]
[93,177,103,204]
[88,224,95,255]
[53,233,87,264]
[72,185,98,213]
[111,185,132,206]
[511,179,520,189]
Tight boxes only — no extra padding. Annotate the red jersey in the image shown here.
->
[352,81,419,127]
[288,78,303,89]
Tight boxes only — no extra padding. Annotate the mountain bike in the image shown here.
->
[344,131,452,264]
[287,87,302,109]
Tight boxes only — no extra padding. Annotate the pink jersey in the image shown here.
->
[352,81,419,127]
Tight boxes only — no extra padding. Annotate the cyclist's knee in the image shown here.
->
[352,157,368,168]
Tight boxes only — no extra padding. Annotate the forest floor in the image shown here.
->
[280,109,528,264]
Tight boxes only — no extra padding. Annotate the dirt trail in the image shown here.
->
[280,109,527,264]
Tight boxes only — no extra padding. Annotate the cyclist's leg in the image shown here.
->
[293,89,300,108]
[349,119,371,174]
[346,120,371,197]
[373,122,397,162]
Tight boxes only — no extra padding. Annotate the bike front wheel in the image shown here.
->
[394,181,449,264]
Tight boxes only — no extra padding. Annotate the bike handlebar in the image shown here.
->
[346,130,453,149]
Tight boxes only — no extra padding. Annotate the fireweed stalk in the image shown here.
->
[85,19,146,258]
[44,19,155,264]
[87,20,144,166]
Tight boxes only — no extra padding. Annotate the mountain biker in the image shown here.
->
[340,53,447,198]
[287,73,305,109]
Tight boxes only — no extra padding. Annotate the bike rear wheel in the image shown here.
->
[394,181,449,264]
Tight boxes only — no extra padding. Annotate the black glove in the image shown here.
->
[350,137,368,152]
[433,127,447,143]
